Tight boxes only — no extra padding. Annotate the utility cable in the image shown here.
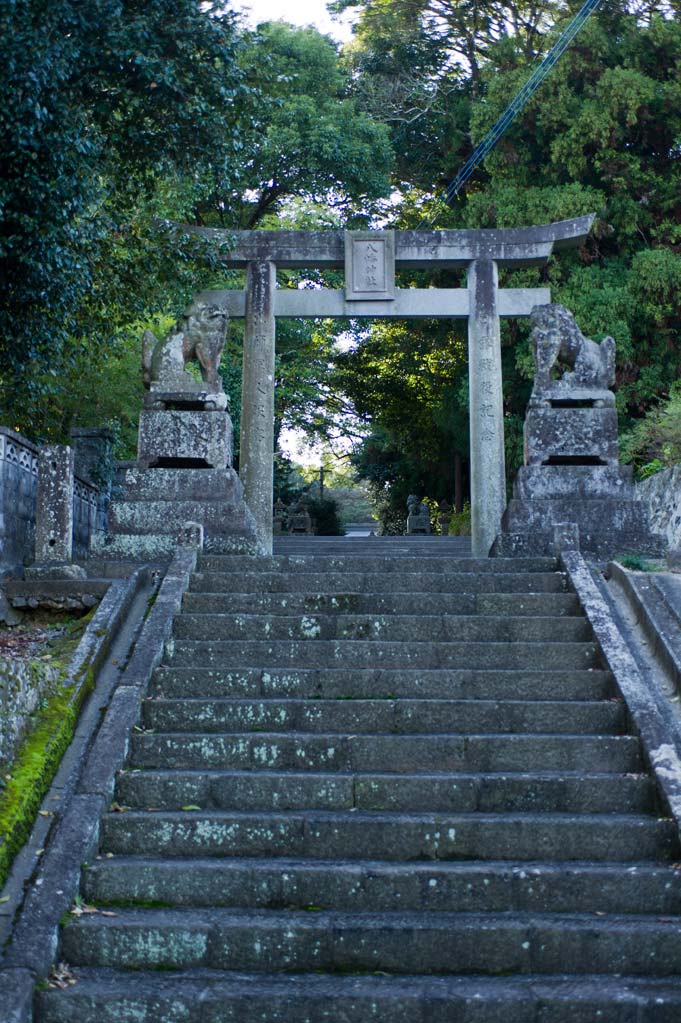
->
[423,0,603,228]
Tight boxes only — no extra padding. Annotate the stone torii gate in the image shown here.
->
[191,215,594,556]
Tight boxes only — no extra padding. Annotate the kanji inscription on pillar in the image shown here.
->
[345,231,395,301]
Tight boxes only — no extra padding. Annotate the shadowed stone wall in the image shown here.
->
[637,466,681,548]
[0,427,103,571]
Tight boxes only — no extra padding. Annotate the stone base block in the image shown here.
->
[114,468,242,503]
[93,467,259,562]
[495,496,664,561]
[524,406,619,465]
[90,532,258,560]
[503,496,651,535]
[144,389,228,411]
[24,561,87,580]
[137,409,232,470]
[108,499,257,537]
[514,465,635,501]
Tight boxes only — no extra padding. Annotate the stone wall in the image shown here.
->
[636,465,681,549]
[0,656,62,766]
[0,427,103,571]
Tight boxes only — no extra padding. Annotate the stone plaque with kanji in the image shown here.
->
[345,231,395,301]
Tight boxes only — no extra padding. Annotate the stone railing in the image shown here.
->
[0,427,104,571]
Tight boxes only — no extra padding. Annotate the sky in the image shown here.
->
[229,0,356,42]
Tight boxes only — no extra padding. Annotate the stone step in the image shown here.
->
[35,969,681,1023]
[128,731,640,774]
[99,810,673,862]
[116,768,654,815]
[172,613,592,644]
[141,697,625,736]
[198,555,558,574]
[168,639,601,670]
[81,856,681,915]
[59,907,681,975]
[190,571,568,594]
[151,667,616,701]
[182,590,582,617]
[275,537,472,550]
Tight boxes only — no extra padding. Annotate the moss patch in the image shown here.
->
[0,675,94,889]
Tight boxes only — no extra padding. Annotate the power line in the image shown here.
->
[425,0,603,227]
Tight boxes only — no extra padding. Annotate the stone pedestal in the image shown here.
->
[496,464,661,560]
[138,408,232,470]
[524,403,619,466]
[93,375,258,561]
[493,307,661,561]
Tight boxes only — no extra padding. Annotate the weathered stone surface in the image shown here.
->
[114,467,244,502]
[21,540,681,1019]
[3,580,109,613]
[142,300,227,396]
[468,259,506,557]
[515,464,635,500]
[137,408,232,469]
[100,378,257,560]
[99,470,257,559]
[0,590,22,625]
[345,230,395,301]
[34,445,76,564]
[637,465,681,549]
[524,406,619,466]
[496,305,661,560]
[240,259,276,554]
[0,656,61,765]
[187,216,596,269]
[530,304,615,398]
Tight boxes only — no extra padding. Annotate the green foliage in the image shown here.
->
[307,497,346,536]
[448,503,472,536]
[0,0,248,410]
[228,22,394,227]
[333,1,681,513]
[614,553,665,572]
[621,383,681,472]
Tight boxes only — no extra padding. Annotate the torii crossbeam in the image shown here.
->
[188,215,595,555]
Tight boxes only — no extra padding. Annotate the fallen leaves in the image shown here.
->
[70,902,117,919]
[70,902,99,917]
[47,962,78,990]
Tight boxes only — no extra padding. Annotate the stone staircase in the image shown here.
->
[37,541,681,1020]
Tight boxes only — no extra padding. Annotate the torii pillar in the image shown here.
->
[468,259,506,558]
[192,215,595,556]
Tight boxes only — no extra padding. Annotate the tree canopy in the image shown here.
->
[2,0,679,521]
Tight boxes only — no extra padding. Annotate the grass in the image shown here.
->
[0,609,97,889]
[0,677,94,888]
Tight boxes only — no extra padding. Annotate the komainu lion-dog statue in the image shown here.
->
[530,303,615,397]
[142,301,228,394]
